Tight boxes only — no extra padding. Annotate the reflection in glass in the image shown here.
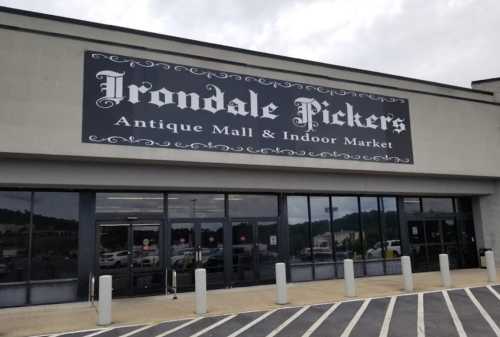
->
[403,197,421,214]
[287,196,310,263]
[422,198,454,213]
[381,197,401,274]
[168,194,224,218]
[31,192,79,280]
[96,193,163,214]
[442,219,457,243]
[425,220,441,243]
[332,197,361,261]
[232,221,254,284]
[0,192,30,283]
[200,222,224,287]
[229,194,278,218]
[171,223,195,289]
[132,225,160,269]
[361,197,383,276]
[99,224,129,271]
[257,221,279,281]
[310,197,332,262]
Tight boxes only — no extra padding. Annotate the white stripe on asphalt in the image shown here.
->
[464,288,500,337]
[339,299,371,337]
[417,292,425,337]
[487,285,500,301]
[82,328,114,337]
[301,302,341,337]
[153,317,204,337]
[189,315,236,337]
[116,324,156,337]
[442,290,467,337]
[378,296,397,337]
[226,309,278,337]
[264,305,310,337]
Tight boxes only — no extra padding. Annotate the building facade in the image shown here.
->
[0,7,499,308]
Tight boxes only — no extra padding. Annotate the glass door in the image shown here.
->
[97,221,163,296]
[232,220,279,286]
[170,220,225,291]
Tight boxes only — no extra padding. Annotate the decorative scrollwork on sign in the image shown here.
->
[90,52,407,103]
[87,135,411,163]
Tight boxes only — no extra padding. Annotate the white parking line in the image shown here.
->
[417,292,425,337]
[264,305,310,337]
[442,291,467,337]
[378,296,396,337]
[301,302,341,337]
[339,299,371,337]
[487,285,500,301]
[464,288,500,337]
[189,315,236,337]
[153,317,204,337]
[82,328,114,337]
[226,309,278,337]
[115,324,156,337]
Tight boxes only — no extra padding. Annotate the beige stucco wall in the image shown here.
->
[0,10,499,179]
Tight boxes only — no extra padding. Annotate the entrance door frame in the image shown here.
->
[406,216,459,272]
[230,217,280,287]
[166,217,228,291]
[95,219,165,297]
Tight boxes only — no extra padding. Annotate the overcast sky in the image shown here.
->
[1,0,498,87]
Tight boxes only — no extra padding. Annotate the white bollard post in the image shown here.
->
[439,254,451,287]
[195,268,207,315]
[275,263,288,305]
[485,250,497,282]
[97,275,112,326]
[344,259,356,297]
[401,256,414,291]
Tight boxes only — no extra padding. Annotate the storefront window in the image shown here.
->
[228,194,278,218]
[31,192,79,280]
[96,193,163,214]
[403,197,421,213]
[361,197,383,276]
[287,196,310,264]
[422,198,454,213]
[168,194,224,218]
[0,192,31,283]
[332,197,361,261]
[310,197,332,262]
[381,197,401,274]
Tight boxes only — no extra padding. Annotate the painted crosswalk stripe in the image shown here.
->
[301,302,341,337]
[264,306,310,337]
[486,285,500,301]
[464,288,500,337]
[226,309,278,337]
[153,317,204,337]
[417,292,425,337]
[189,315,236,337]
[339,299,371,337]
[378,296,396,337]
[442,291,467,337]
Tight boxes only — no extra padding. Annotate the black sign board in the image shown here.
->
[83,51,413,164]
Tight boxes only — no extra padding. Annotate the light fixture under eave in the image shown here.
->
[105,197,164,200]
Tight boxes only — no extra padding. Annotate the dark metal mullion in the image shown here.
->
[224,193,232,288]
[307,196,314,280]
[329,196,337,278]
[26,192,34,304]
[357,196,366,276]
[378,197,387,275]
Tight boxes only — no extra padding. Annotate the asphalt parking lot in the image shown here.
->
[35,285,500,337]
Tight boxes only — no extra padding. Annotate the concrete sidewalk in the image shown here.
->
[0,268,497,337]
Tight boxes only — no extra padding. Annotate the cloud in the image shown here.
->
[0,0,498,87]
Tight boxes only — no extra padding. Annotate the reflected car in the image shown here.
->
[100,250,129,268]
[367,240,401,258]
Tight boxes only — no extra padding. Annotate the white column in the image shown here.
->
[401,256,414,291]
[439,254,451,287]
[97,275,112,326]
[275,262,288,305]
[344,259,356,297]
[485,250,497,282]
[195,268,207,315]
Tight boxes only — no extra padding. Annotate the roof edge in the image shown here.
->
[472,77,500,85]
[0,5,494,97]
